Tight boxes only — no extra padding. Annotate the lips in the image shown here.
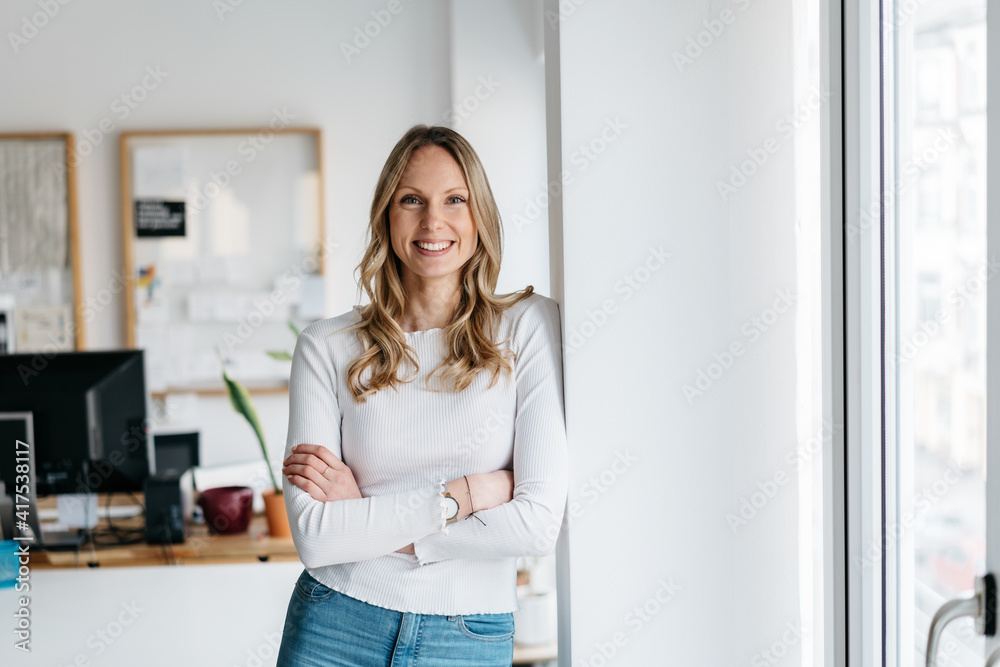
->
[413,240,455,254]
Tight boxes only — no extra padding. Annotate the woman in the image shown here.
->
[275,124,569,666]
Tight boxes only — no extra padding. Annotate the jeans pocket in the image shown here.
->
[456,613,515,643]
[293,569,336,603]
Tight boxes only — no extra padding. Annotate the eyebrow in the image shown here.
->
[395,185,469,194]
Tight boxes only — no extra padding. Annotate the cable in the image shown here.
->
[89,491,145,547]
[126,490,146,513]
[84,488,98,564]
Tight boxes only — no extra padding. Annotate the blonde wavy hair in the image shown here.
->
[344,124,534,403]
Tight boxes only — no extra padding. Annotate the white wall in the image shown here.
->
[548,0,824,664]
[448,0,550,298]
[0,0,548,476]
[0,561,302,666]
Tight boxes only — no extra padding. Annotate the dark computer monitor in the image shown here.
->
[0,350,151,496]
[0,412,42,540]
[153,431,200,476]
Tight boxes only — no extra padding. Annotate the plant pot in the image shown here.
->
[198,486,254,535]
[262,487,291,538]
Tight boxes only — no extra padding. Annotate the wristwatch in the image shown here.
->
[441,491,460,523]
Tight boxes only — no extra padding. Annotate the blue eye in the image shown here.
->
[398,194,465,205]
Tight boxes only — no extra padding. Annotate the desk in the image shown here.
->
[31,493,297,569]
[33,514,299,568]
[26,494,558,664]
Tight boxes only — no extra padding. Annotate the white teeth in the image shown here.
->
[416,241,453,251]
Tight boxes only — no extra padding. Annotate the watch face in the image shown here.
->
[444,495,459,519]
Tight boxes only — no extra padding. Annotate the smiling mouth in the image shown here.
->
[414,240,455,252]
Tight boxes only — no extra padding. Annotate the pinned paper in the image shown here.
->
[132,146,189,199]
[165,259,197,286]
[197,258,227,284]
[17,304,73,352]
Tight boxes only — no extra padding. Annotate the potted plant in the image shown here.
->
[218,320,301,538]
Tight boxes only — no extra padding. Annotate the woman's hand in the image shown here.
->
[282,444,363,503]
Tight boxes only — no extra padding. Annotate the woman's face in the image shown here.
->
[388,144,477,288]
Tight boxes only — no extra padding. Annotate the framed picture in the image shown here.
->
[0,294,14,354]
[0,133,84,350]
[119,127,327,395]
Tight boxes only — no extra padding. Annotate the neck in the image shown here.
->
[397,272,461,332]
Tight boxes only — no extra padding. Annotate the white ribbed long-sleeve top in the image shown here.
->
[282,292,569,614]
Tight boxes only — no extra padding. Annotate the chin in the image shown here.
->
[416,268,460,280]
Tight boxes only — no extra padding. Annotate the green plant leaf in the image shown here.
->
[288,320,301,338]
[266,351,293,361]
[221,366,281,494]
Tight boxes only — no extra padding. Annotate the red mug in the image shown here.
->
[198,486,254,535]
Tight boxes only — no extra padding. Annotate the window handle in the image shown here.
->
[926,573,996,667]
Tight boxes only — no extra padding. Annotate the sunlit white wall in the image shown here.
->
[448,0,550,298]
[548,0,824,662]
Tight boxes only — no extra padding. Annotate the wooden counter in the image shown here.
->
[31,492,297,568]
[28,493,558,664]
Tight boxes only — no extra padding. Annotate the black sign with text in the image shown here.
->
[135,200,186,237]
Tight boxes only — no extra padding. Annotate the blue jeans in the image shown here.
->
[276,568,515,666]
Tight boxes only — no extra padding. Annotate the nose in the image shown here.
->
[420,202,445,230]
